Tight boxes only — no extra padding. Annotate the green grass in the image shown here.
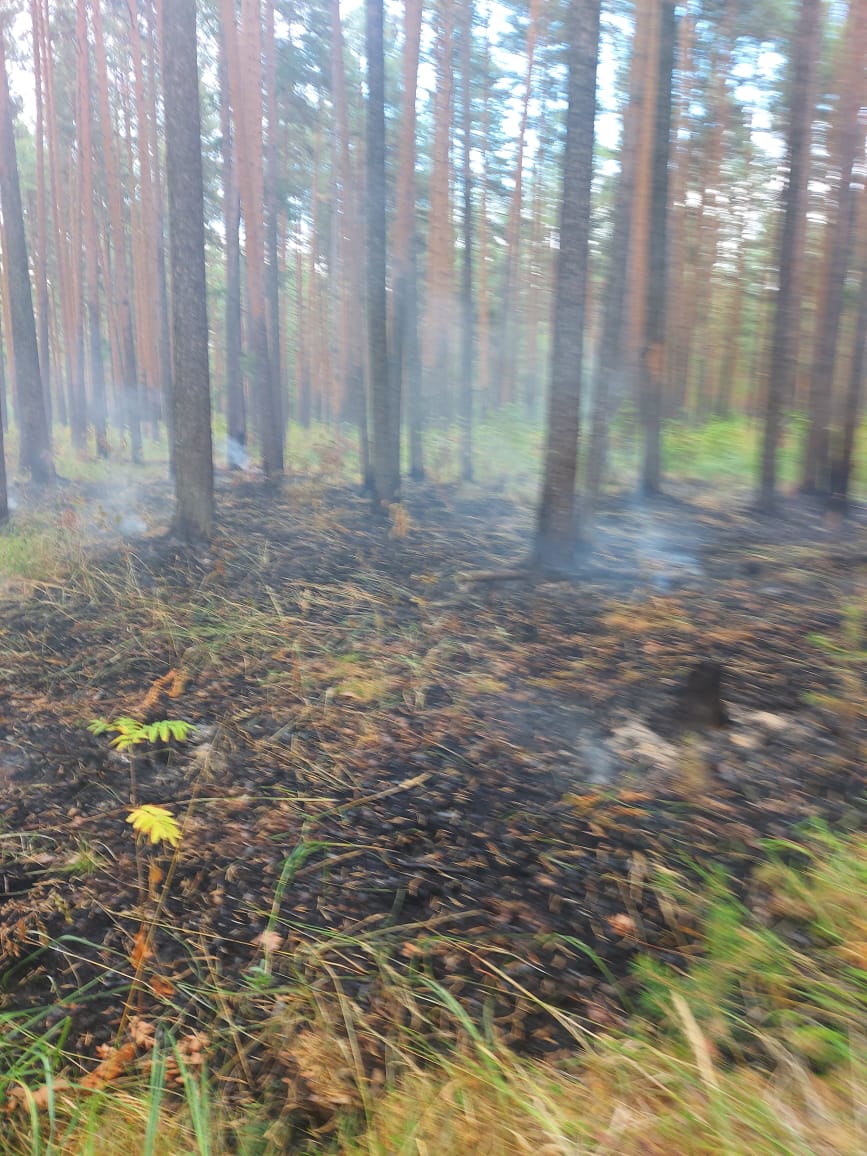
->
[0,519,66,581]
[661,412,867,494]
[660,414,798,488]
[4,411,862,516]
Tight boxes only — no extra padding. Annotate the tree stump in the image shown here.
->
[681,659,728,728]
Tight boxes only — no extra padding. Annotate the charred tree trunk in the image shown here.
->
[532,0,600,572]
[162,0,214,540]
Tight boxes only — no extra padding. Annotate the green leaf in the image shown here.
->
[89,716,194,750]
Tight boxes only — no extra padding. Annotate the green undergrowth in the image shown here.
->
[1,413,861,550]
[2,825,866,1154]
[0,517,69,582]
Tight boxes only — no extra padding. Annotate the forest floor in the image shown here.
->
[1,467,866,1139]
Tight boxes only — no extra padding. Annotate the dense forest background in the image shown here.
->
[0,0,864,546]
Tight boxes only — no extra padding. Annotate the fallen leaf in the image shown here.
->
[80,1043,137,1089]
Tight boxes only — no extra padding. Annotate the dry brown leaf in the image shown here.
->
[5,1080,71,1114]
[150,974,176,999]
[130,927,153,969]
[128,1016,156,1049]
[79,1043,137,1089]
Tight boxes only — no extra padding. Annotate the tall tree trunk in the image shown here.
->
[640,0,677,495]
[0,271,7,521]
[625,0,658,377]
[219,21,245,462]
[714,243,748,417]
[235,0,282,476]
[494,0,541,409]
[392,0,423,480]
[476,17,492,414]
[522,106,549,419]
[295,244,311,428]
[423,1,455,423]
[92,0,142,461]
[263,0,284,433]
[0,308,7,433]
[330,0,370,484]
[459,0,474,481]
[38,0,83,444]
[366,0,395,503]
[77,0,108,456]
[664,9,695,415]
[837,220,867,507]
[30,0,53,438]
[759,0,822,510]
[802,0,866,493]
[533,0,600,571]
[0,21,53,484]
[0,374,7,522]
[128,0,163,438]
[586,17,644,501]
[145,0,172,438]
[305,127,326,424]
[681,0,737,415]
[162,0,214,540]
[404,237,422,479]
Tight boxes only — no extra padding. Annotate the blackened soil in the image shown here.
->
[1,472,865,1082]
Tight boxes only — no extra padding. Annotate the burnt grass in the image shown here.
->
[1,471,866,1092]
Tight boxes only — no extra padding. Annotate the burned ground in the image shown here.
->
[1,473,865,1098]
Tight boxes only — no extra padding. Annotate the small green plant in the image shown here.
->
[87,717,195,750]
[87,713,190,1028]
[87,717,195,805]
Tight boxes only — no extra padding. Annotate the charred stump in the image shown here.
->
[680,659,728,728]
